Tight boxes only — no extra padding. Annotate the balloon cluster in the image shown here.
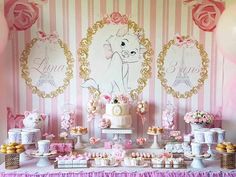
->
[0,10,9,55]
[136,101,148,125]
[216,4,236,64]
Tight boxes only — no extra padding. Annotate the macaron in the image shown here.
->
[16,148,25,154]
[217,143,226,149]
[216,147,226,152]
[15,144,24,149]
[6,150,16,154]
[0,148,7,153]
[6,146,16,151]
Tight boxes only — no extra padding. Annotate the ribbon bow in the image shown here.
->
[37,30,58,43]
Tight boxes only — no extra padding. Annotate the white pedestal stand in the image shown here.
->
[148,133,161,149]
[30,151,57,167]
[191,157,205,169]
[206,143,217,160]
[74,134,86,149]
[102,128,133,141]
[185,153,210,169]
[36,156,51,167]
[20,144,33,162]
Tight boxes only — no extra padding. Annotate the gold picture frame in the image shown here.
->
[157,35,209,98]
[20,37,74,98]
[78,12,153,100]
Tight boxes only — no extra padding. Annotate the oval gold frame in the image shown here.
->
[157,36,209,99]
[20,38,74,98]
[78,17,153,100]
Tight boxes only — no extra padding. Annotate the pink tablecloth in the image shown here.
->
[0,159,235,177]
[0,171,236,177]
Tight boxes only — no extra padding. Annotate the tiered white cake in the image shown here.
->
[103,103,132,128]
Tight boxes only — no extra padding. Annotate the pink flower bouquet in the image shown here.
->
[136,137,147,147]
[169,131,182,142]
[89,137,100,145]
[184,110,214,125]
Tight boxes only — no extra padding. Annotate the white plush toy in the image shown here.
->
[23,111,46,129]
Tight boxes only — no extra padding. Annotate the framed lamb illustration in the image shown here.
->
[78,12,153,100]
[157,35,209,98]
[20,31,74,98]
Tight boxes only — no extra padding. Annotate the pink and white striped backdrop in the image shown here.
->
[5,0,224,139]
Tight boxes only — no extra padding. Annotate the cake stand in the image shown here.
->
[102,128,133,141]
[29,150,57,167]
[147,132,162,149]
[184,153,211,169]
[71,133,87,149]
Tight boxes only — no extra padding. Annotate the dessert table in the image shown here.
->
[0,158,235,177]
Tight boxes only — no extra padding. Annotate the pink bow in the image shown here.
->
[37,30,58,43]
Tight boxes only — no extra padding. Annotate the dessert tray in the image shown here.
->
[28,150,57,157]
[184,152,211,159]
[151,163,186,169]
[91,162,119,168]
[184,153,211,169]
[26,150,57,167]
[121,161,149,168]
[54,161,89,169]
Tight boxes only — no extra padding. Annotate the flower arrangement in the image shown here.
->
[103,94,130,104]
[43,133,55,140]
[136,137,147,146]
[99,118,111,128]
[103,12,129,25]
[162,103,176,130]
[184,110,214,125]
[169,131,182,142]
[59,132,69,140]
[136,101,148,125]
[89,137,100,145]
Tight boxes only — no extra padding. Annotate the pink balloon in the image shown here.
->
[216,4,236,64]
[0,10,9,54]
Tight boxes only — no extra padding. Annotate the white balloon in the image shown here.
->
[0,10,9,54]
[216,4,236,64]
